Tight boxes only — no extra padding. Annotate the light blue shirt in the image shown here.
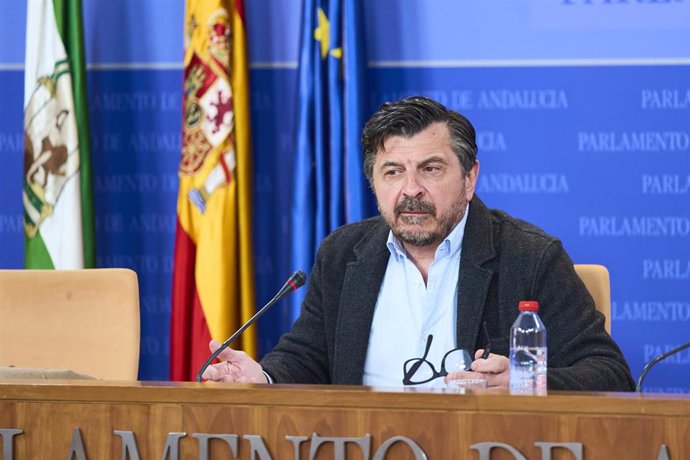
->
[362,206,469,388]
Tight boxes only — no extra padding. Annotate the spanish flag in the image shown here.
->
[170,0,256,381]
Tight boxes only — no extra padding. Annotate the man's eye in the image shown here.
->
[384,170,399,177]
[424,166,440,173]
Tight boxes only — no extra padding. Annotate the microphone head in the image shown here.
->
[290,270,307,289]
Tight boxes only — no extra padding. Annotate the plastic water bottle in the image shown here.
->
[509,300,547,395]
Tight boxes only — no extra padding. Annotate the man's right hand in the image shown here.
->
[201,340,268,383]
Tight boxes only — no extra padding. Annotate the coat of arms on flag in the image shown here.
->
[23,60,80,238]
[181,8,237,214]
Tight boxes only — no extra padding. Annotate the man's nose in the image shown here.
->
[402,171,424,197]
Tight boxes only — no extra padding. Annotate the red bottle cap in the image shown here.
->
[518,300,539,311]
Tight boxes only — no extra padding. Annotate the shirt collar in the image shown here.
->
[386,203,470,261]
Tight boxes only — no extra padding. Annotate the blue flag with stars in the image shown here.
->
[289,0,373,323]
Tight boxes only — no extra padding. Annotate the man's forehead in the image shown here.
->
[377,127,453,161]
[379,123,448,148]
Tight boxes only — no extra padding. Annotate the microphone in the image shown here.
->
[196,270,307,382]
[636,340,690,392]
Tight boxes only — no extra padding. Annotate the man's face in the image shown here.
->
[371,122,478,248]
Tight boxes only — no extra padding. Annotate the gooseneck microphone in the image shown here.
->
[196,270,307,382]
[636,340,690,392]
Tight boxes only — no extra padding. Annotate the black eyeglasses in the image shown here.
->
[402,322,492,386]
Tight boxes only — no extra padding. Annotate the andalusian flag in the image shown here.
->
[23,0,95,269]
[170,0,256,380]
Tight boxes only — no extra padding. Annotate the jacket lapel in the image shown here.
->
[456,197,497,352]
[333,219,390,384]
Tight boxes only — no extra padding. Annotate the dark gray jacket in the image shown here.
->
[262,197,635,391]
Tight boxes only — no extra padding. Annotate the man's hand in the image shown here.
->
[444,349,509,389]
[201,340,269,383]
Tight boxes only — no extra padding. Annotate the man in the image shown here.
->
[203,96,634,391]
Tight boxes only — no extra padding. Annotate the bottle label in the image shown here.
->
[509,346,547,395]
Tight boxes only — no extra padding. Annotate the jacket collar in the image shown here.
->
[333,218,390,384]
[455,196,497,353]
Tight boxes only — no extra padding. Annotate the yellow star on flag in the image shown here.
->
[314,8,341,60]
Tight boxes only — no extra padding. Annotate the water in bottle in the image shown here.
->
[509,300,547,395]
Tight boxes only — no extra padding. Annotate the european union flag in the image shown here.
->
[289,0,373,323]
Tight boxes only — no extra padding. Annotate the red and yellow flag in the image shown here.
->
[170,0,256,381]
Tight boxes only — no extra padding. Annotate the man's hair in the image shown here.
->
[361,96,478,184]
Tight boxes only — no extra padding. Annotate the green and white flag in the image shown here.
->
[24,0,94,269]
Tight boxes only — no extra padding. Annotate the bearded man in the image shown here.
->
[202,96,634,392]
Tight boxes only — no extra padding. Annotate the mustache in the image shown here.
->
[394,197,436,217]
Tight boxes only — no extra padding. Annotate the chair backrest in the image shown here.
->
[574,264,611,333]
[0,269,140,380]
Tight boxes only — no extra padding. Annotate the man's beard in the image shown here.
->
[385,195,467,247]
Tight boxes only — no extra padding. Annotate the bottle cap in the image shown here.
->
[518,300,539,311]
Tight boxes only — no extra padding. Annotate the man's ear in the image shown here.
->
[464,161,479,201]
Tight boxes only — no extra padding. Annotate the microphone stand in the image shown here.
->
[196,271,306,382]
[636,340,690,392]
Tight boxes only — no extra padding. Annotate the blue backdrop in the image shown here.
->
[0,0,688,392]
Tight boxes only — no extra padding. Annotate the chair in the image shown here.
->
[574,264,611,333]
[0,268,140,380]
